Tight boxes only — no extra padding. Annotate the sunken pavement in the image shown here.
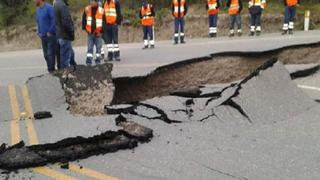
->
[1,42,320,179]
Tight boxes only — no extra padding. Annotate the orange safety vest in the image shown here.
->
[249,0,267,9]
[85,6,104,34]
[104,0,117,25]
[286,0,298,6]
[173,0,186,17]
[228,0,240,15]
[207,0,219,15]
[141,4,155,26]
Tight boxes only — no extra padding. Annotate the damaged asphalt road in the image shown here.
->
[2,38,320,179]
[0,119,152,171]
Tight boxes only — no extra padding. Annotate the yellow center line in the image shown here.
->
[22,85,120,180]
[8,85,21,145]
[20,85,77,180]
[68,164,120,180]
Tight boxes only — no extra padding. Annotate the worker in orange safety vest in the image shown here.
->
[172,0,188,44]
[82,0,104,65]
[282,0,300,35]
[227,0,243,37]
[248,0,267,36]
[206,0,220,38]
[140,0,155,49]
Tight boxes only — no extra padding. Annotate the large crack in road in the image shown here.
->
[2,42,319,172]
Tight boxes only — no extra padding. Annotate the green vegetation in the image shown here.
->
[0,0,320,29]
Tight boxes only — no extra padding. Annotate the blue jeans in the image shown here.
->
[58,39,73,69]
[209,14,218,28]
[284,6,296,30]
[230,14,242,30]
[41,36,56,72]
[143,26,154,40]
[87,34,102,64]
[174,17,185,36]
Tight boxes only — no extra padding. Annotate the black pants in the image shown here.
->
[103,25,119,54]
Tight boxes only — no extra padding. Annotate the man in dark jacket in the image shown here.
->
[53,0,76,69]
[102,0,122,61]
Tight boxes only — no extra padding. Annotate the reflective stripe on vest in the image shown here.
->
[104,0,117,24]
[85,6,104,34]
[286,0,298,6]
[249,0,266,8]
[207,0,219,15]
[141,4,154,26]
[228,0,240,15]
[173,0,185,17]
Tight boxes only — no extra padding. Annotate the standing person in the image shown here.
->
[103,0,122,61]
[82,0,104,65]
[282,0,300,35]
[206,0,220,38]
[248,0,266,36]
[172,0,188,44]
[227,0,243,37]
[140,0,155,49]
[53,0,75,69]
[35,0,56,72]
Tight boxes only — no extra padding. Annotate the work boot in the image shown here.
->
[101,53,105,61]
[114,51,121,61]
[95,58,101,65]
[150,45,155,49]
[229,33,234,37]
[209,33,214,38]
[237,30,242,37]
[249,31,255,36]
[107,52,113,61]
[142,45,148,50]
[86,58,92,66]
[174,37,179,45]
[288,29,293,35]
[256,31,261,36]
[282,30,288,35]
[180,36,186,44]
[212,33,217,38]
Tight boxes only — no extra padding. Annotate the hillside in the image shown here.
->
[0,0,319,52]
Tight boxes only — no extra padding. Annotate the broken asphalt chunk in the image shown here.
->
[33,111,52,120]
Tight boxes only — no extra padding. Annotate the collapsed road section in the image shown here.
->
[112,42,320,104]
[107,59,316,125]
[0,119,152,171]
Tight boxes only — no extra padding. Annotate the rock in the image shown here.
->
[34,111,52,120]
[119,121,153,142]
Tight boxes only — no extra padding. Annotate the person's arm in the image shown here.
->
[60,4,75,39]
[217,0,220,9]
[82,10,87,30]
[139,7,143,19]
[206,3,208,10]
[115,0,122,25]
[151,5,155,17]
[226,0,231,8]
[239,0,243,12]
[48,6,56,35]
[297,0,300,5]
[284,0,287,6]
[184,2,188,15]
[172,3,175,16]
[36,11,41,36]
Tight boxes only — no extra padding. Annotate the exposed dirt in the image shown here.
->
[54,63,114,116]
[112,43,320,104]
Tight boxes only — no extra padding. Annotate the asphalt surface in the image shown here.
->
[1,31,320,180]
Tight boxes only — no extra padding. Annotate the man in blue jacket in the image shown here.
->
[36,0,56,72]
[53,0,76,69]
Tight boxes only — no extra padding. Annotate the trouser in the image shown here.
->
[208,14,218,34]
[86,33,102,64]
[104,24,120,58]
[174,17,185,42]
[57,39,73,69]
[143,26,154,46]
[230,13,242,33]
[283,6,296,31]
[250,12,262,32]
[41,36,56,72]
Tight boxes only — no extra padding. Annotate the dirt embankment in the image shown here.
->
[112,43,320,104]
[0,12,315,52]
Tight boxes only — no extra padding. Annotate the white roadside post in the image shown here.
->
[304,10,310,31]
